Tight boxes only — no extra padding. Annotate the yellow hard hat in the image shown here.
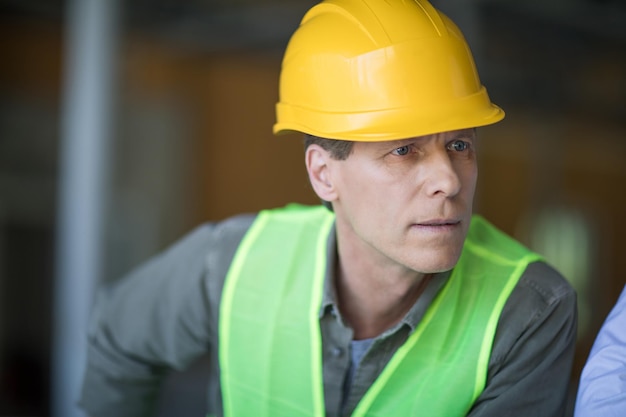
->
[273,0,504,141]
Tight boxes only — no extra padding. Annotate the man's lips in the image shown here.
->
[410,219,463,235]
[415,219,461,227]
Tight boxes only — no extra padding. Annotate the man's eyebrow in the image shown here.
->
[451,130,477,140]
[371,139,415,150]
[387,139,415,147]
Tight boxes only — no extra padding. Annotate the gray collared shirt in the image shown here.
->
[80,212,577,417]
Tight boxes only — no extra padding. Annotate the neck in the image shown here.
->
[334,236,432,340]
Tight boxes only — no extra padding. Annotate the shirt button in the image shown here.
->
[330,347,343,357]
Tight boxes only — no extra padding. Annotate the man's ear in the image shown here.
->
[305,144,338,202]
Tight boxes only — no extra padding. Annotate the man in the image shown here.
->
[575,284,626,417]
[80,1,577,416]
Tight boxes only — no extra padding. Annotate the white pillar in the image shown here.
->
[53,0,119,416]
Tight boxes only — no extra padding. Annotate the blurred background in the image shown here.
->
[0,0,624,415]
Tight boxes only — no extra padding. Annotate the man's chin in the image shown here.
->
[408,249,463,274]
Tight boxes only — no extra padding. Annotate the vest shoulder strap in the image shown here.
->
[220,204,334,417]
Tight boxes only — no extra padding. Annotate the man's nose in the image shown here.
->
[422,152,462,198]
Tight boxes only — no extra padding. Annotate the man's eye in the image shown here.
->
[392,145,411,156]
[448,140,469,152]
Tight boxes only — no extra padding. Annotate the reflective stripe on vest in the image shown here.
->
[219,204,541,417]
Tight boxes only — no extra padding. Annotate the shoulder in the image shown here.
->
[153,213,257,267]
[471,261,578,415]
[101,212,258,301]
[150,212,258,292]
[513,261,577,313]
[178,212,257,252]
[209,212,258,239]
[491,261,577,365]
[202,213,257,281]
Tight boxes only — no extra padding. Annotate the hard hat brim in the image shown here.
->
[274,90,505,141]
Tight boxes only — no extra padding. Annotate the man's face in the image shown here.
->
[329,128,478,275]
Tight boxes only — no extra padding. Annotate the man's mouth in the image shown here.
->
[416,219,461,227]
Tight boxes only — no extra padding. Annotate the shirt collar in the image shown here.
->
[320,222,338,318]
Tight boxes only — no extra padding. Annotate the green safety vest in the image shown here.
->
[219,204,541,417]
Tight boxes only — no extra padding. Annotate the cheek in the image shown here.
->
[468,168,478,190]
[338,162,385,197]
[336,169,399,226]
[459,161,478,190]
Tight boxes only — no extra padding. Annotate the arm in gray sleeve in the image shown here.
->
[79,215,254,417]
[468,261,578,417]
